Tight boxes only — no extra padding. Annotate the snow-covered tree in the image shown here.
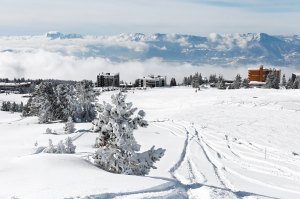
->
[217,75,226,89]
[29,82,57,123]
[10,102,18,113]
[209,74,218,84]
[56,140,66,153]
[170,78,177,87]
[92,92,165,175]
[75,80,96,122]
[1,101,8,111]
[242,78,250,88]
[281,74,287,87]
[286,77,294,89]
[231,74,242,89]
[264,70,279,89]
[45,128,52,134]
[44,139,56,153]
[64,116,76,134]
[43,137,76,154]
[293,78,300,89]
[56,84,77,121]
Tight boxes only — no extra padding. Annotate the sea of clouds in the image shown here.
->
[0,36,297,83]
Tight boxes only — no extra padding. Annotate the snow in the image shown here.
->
[1,88,300,198]
[0,82,31,86]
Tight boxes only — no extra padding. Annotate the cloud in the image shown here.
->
[0,0,299,35]
[0,49,298,84]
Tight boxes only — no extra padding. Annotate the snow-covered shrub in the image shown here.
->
[43,137,76,154]
[64,116,76,134]
[43,139,56,153]
[92,92,165,176]
[45,128,52,134]
[64,137,76,153]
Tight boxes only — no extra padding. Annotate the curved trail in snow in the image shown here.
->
[80,121,289,199]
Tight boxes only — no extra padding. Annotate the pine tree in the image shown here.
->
[29,82,57,123]
[64,116,76,134]
[281,74,287,87]
[293,78,300,89]
[6,101,11,112]
[209,74,218,84]
[56,84,77,121]
[265,70,279,89]
[92,92,165,175]
[19,102,24,112]
[217,75,226,89]
[1,101,7,111]
[286,77,294,89]
[43,137,76,154]
[10,102,17,113]
[75,80,96,122]
[192,72,200,88]
[44,139,56,153]
[64,137,76,153]
[232,74,242,89]
[170,78,177,86]
[242,78,250,88]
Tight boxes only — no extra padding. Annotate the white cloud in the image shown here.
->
[0,49,298,84]
[0,0,299,35]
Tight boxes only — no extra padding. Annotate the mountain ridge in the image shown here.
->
[1,31,299,66]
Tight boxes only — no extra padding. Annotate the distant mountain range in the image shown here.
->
[2,31,300,67]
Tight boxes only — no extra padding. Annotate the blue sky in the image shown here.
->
[0,0,299,36]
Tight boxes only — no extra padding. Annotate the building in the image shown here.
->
[137,75,166,88]
[248,65,281,83]
[96,73,120,87]
[0,82,31,93]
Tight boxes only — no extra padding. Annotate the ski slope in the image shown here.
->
[0,87,300,199]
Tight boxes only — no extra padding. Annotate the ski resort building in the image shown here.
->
[0,82,31,93]
[96,73,120,87]
[137,75,166,88]
[248,65,281,83]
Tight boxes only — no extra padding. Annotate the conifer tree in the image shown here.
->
[242,78,250,88]
[232,74,242,89]
[64,116,76,134]
[92,92,165,175]
[281,74,287,87]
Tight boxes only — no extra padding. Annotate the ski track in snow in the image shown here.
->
[89,121,276,199]
[5,115,296,199]
[80,120,289,199]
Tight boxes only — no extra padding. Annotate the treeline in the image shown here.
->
[182,70,300,90]
[282,74,300,89]
[0,78,77,94]
[1,101,24,113]
[182,72,249,89]
[23,80,97,123]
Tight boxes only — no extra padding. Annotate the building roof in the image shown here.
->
[139,75,166,80]
[98,72,119,77]
[248,67,281,71]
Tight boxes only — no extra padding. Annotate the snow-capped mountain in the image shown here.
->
[45,31,82,39]
[1,32,299,66]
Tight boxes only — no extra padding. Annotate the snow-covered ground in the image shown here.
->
[1,87,300,199]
